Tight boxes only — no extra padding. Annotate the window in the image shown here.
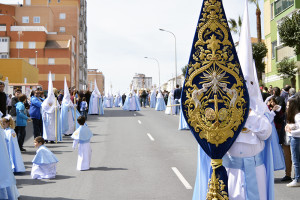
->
[25,0,31,6]
[0,55,8,58]
[48,58,55,65]
[1,38,7,42]
[28,42,36,49]
[33,16,40,23]
[22,16,29,23]
[59,13,66,19]
[59,27,65,32]
[272,41,277,59]
[58,0,61,3]
[274,0,294,16]
[16,41,23,49]
[29,58,35,65]
[271,3,274,19]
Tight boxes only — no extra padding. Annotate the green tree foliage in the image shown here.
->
[252,42,268,81]
[278,11,300,55]
[277,57,298,88]
[229,16,242,36]
[182,65,188,76]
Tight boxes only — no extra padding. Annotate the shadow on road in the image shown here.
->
[20,196,83,200]
[274,178,290,185]
[90,166,128,171]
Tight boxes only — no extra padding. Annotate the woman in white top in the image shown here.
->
[285,97,300,187]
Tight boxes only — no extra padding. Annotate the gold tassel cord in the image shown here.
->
[206,159,229,200]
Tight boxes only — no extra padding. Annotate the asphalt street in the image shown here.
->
[16,107,300,200]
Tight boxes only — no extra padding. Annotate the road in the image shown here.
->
[16,107,299,200]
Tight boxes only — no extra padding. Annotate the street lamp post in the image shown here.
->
[144,57,160,87]
[159,28,177,87]
[35,50,38,68]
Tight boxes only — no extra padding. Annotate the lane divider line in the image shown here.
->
[138,120,142,124]
[147,133,155,141]
[171,167,192,190]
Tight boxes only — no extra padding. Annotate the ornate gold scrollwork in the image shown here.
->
[183,1,248,199]
[184,0,246,147]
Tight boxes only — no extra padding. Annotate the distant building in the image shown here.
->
[131,73,152,91]
[0,0,87,90]
[264,0,300,89]
[161,75,184,91]
[87,69,105,95]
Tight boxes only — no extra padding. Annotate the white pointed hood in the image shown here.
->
[92,79,101,98]
[238,0,267,115]
[157,87,163,98]
[42,72,57,113]
[62,77,73,106]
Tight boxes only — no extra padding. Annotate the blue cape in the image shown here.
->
[32,145,58,165]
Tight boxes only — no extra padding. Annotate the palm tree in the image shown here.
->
[249,0,262,43]
[229,16,242,36]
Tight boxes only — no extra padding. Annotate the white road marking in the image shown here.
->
[171,167,192,190]
[138,120,142,124]
[134,113,136,116]
[147,133,155,141]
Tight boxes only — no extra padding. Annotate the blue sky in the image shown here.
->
[0,0,264,94]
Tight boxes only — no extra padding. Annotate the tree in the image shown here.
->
[182,65,188,76]
[278,11,300,55]
[229,16,242,36]
[252,42,268,82]
[249,0,262,43]
[277,57,298,88]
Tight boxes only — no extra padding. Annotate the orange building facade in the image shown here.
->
[87,69,105,95]
[0,0,87,90]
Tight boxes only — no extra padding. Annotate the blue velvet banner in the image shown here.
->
[181,0,250,198]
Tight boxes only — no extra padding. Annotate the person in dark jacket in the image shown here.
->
[0,81,6,116]
[16,94,29,151]
[173,84,181,115]
[122,93,126,106]
[29,91,43,138]
[9,89,21,117]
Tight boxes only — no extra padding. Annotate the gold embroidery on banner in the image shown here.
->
[183,1,248,199]
[184,0,247,148]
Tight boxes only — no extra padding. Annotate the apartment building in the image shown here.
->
[0,0,87,90]
[87,69,105,95]
[264,0,300,89]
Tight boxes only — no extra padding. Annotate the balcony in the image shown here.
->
[275,0,294,16]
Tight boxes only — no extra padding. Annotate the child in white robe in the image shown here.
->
[31,136,58,179]
[1,115,25,173]
[72,116,93,171]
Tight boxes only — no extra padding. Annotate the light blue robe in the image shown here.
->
[0,129,19,200]
[178,109,189,130]
[88,95,104,115]
[122,95,141,111]
[71,125,93,143]
[32,145,58,165]
[61,104,80,135]
[192,113,276,200]
[114,96,122,107]
[4,128,25,172]
[155,97,166,111]
[150,91,156,108]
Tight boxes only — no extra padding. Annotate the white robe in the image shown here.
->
[226,111,272,200]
